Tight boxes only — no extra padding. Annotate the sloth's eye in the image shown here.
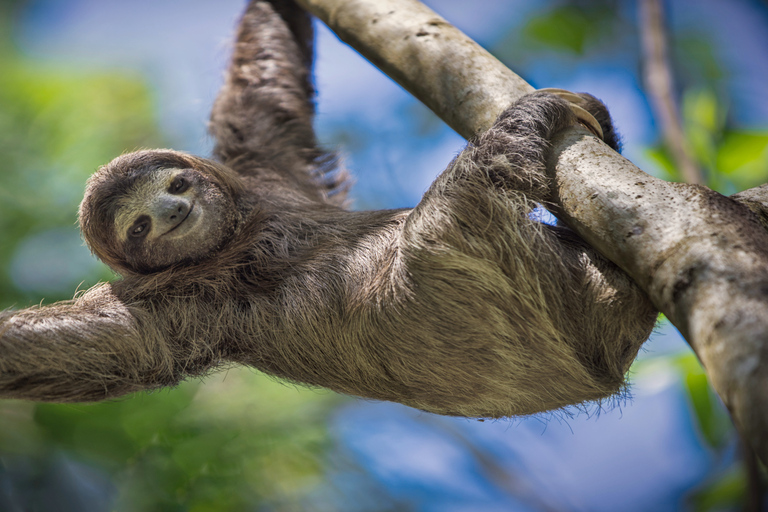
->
[129,217,150,238]
[169,177,189,194]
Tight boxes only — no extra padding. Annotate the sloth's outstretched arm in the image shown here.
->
[0,285,179,402]
[209,0,345,202]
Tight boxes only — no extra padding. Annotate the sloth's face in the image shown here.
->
[113,166,239,272]
[80,151,242,274]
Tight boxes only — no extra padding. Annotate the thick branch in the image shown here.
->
[296,0,533,138]
[298,0,768,464]
[549,132,768,463]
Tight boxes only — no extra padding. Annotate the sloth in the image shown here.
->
[0,0,658,417]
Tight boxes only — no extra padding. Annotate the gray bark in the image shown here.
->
[296,0,768,464]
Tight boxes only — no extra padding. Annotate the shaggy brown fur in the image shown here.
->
[0,0,658,417]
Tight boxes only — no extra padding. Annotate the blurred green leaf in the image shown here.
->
[683,89,722,134]
[523,6,592,54]
[688,465,746,512]
[672,353,731,448]
[682,89,723,174]
[715,130,768,189]
[0,369,342,512]
[674,35,724,84]
[518,2,620,56]
[644,145,680,181]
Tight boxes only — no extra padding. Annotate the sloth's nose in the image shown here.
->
[167,201,189,222]
[155,196,191,233]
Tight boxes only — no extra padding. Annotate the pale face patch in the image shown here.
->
[114,168,189,242]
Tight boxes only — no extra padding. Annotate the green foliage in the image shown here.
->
[689,466,748,512]
[673,35,724,85]
[683,89,723,162]
[492,0,628,69]
[523,5,610,54]
[632,333,747,511]
[631,349,732,451]
[671,353,732,449]
[0,369,341,511]
[0,58,163,307]
[716,131,768,188]
[644,144,678,180]
[645,88,768,192]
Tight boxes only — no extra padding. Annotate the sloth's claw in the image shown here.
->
[537,87,605,141]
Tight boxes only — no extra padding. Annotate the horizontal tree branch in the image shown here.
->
[296,0,768,464]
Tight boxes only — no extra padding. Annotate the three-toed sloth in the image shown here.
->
[0,0,658,417]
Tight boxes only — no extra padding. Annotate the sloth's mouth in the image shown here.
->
[164,203,194,236]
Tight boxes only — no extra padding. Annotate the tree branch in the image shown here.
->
[296,0,768,465]
[640,0,766,499]
[638,0,704,185]
[297,0,533,138]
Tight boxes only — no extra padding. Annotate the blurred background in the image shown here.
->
[0,0,767,510]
